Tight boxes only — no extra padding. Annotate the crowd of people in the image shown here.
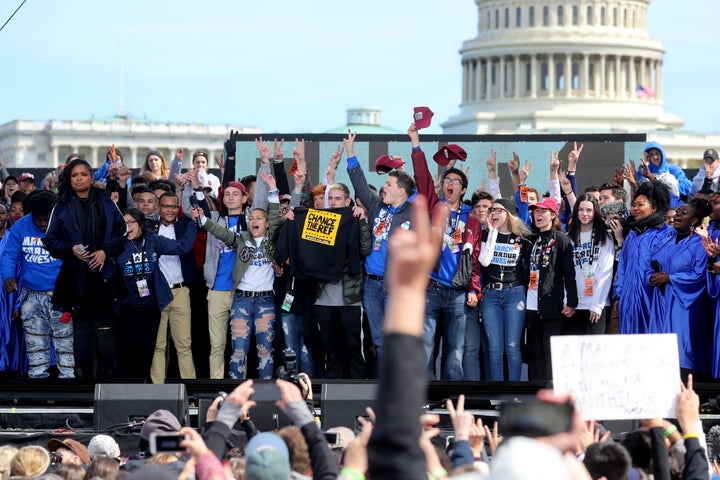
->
[1,128,720,384]
[0,194,716,480]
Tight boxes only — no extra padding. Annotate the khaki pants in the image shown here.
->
[208,289,234,379]
[151,287,196,383]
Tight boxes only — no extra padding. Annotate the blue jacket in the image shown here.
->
[639,141,691,201]
[116,227,196,311]
[0,215,61,292]
[42,188,127,310]
[149,217,203,287]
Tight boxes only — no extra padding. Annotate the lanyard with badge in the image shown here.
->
[577,230,598,297]
[529,236,554,291]
[444,208,463,253]
[373,207,393,251]
[131,238,151,298]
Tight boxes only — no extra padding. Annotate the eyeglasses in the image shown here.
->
[442,178,463,186]
[488,207,508,214]
[126,220,137,226]
[159,204,179,209]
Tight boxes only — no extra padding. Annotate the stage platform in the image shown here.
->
[1,379,720,451]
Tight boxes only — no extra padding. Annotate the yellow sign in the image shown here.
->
[301,209,342,246]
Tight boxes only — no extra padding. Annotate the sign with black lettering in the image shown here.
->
[551,334,680,420]
[301,209,341,246]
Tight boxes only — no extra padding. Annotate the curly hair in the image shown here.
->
[633,180,670,213]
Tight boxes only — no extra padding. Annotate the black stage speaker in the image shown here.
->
[94,384,189,432]
[321,382,377,430]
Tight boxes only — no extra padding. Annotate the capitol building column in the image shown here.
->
[444,0,683,134]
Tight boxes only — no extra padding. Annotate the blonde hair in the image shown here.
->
[0,446,19,480]
[148,452,178,466]
[142,151,169,180]
[11,446,50,479]
[507,212,531,238]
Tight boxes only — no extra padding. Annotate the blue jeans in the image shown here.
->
[363,277,387,355]
[20,288,74,379]
[281,312,314,376]
[423,283,466,380]
[480,285,526,381]
[463,304,484,381]
[229,294,275,380]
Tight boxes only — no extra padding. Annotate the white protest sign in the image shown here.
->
[551,334,680,420]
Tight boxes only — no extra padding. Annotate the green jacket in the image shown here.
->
[203,201,282,288]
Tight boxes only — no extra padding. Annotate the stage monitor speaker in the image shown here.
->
[94,383,189,432]
[321,382,377,430]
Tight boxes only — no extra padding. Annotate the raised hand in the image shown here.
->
[487,149,497,178]
[550,150,561,179]
[224,130,236,157]
[273,138,285,161]
[508,152,520,174]
[623,160,639,186]
[293,138,306,163]
[568,142,584,171]
[637,157,655,181]
[109,144,118,162]
[519,159,533,184]
[177,148,184,160]
[255,137,271,163]
[612,167,625,186]
[330,144,344,168]
[342,130,357,158]
[259,172,277,191]
[407,123,420,147]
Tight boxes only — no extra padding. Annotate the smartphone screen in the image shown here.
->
[253,383,281,402]
[324,432,340,444]
[149,433,188,454]
[500,401,574,438]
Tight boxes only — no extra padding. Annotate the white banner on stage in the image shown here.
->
[551,334,680,420]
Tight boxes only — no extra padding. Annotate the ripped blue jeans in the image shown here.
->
[20,288,75,378]
[229,294,275,379]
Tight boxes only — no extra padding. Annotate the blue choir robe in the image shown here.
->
[614,223,674,334]
[650,234,712,373]
[0,234,27,375]
[707,227,720,377]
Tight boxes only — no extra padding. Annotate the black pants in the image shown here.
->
[73,280,117,379]
[526,311,563,382]
[564,309,606,336]
[316,305,365,379]
[117,303,161,381]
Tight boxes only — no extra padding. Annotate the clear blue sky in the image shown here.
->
[1,1,718,134]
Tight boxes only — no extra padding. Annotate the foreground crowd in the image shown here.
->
[0,198,715,480]
[1,127,720,383]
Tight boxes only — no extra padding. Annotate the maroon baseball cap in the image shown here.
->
[413,106,434,129]
[18,172,35,183]
[224,181,247,195]
[375,155,405,174]
[432,144,467,166]
[528,197,559,215]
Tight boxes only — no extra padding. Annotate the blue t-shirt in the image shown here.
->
[213,216,241,291]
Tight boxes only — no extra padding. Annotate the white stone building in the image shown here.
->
[442,0,719,168]
[0,115,260,170]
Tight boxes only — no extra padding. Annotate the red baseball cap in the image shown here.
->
[375,155,405,174]
[413,106,434,129]
[432,144,467,166]
[528,197,559,215]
